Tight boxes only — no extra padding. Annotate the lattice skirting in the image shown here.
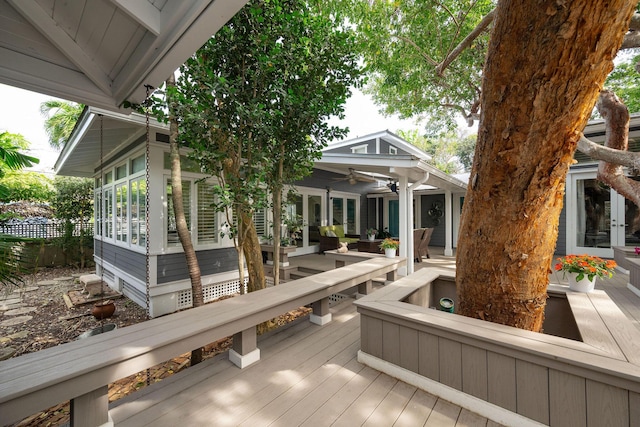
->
[177,278,249,310]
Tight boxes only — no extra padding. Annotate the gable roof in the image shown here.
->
[324,130,432,160]
[0,0,248,110]
[317,131,467,193]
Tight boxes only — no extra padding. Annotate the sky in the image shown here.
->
[0,83,422,177]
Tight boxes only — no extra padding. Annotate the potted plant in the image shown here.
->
[554,254,617,292]
[379,238,400,258]
[366,228,377,241]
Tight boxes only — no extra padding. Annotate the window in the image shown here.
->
[95,152,147,249]
[163,152,200,173]
[351,144,367,154]
[130,178,146,246]
[197,182,217,244]
[115,184,128,242]
[116,164,127,180]
[347,198,356,234]
[131,155,145,174]
[166,179,191,247]
[389,146,398,155]
[94,187,102,237]
[104,188,113,238]
[254,208,267,237]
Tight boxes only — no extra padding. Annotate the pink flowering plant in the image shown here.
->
[554,254,617,281]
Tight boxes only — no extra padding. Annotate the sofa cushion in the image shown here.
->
[339,237,360,244]
[318,225,330,236]
[326,230,337,237]
[333,225,345,237]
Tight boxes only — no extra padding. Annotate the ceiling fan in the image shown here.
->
[332,168,376,185]
[387,178,398,193]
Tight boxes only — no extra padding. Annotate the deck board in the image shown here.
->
[111,298,498,426]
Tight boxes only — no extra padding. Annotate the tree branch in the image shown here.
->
[395,35,438,67]
[582,90,640,208]
[436,8,495,77]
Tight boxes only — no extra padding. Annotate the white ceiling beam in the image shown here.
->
[109,0,161,36]
[8,0,114,96]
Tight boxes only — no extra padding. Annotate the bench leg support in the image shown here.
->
[310,298,332,325]
[70,385,110,427]
[230,327,260,369]
[357,279,373,298]
[386,270,398,283]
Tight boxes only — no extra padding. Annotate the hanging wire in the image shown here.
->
[99,114,105,331]
[144,84,153,386]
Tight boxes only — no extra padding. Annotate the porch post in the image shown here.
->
[70,385,109,427]
[398,176,408,276]
[406,183,415,274]
[444,189,453,256]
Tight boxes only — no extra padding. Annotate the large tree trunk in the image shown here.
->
[456,0,636,331]
[167,74,204,365]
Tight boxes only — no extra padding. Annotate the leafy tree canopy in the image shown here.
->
[51,176,93,222]
[0,170,53,203]
[605,50,640,114]
[40,100,84,150]
[0,132,38,177]
[329,0,494,136]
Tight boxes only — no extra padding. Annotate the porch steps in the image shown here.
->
[290,266,323,281]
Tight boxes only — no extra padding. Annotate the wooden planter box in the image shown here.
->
[626,257,640,298]
[612,245,637,273]
[354,269,640,427]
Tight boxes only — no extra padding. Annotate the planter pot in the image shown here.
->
[91,300,116,320]
[384,248,396,258]
[368,234,376,241]
[568,272,596,293]
[439,297,454,313]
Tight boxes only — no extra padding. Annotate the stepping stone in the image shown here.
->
[0,302,25,311]
[0,347,15,361]
[72,273,84,278]
[8,330,29,339]
[5,307,36,316]
[0,315,32,327]
[0,294,21,301]
[12,286,39,294]
[0,298,22,307]
[54,276,74,282]
[37,280,58,286]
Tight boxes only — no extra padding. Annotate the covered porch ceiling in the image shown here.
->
[316,153,468,193]
[0,0,248,110]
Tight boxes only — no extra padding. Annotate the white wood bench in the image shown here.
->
[0,257,405,427]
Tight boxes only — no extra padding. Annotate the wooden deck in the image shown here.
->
[108,248,640,426]
[111,299,503,426]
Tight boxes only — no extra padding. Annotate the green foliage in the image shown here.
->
[172,0,362,237]
[0,132,39,177]
[0,233,32,292]
[398,129,476,173]
[51,176,93,252]
[605,51,640,114]
[52,176,93,224]
[0,170,53,202]
[328,0,494,135]
[40,100,84,150]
